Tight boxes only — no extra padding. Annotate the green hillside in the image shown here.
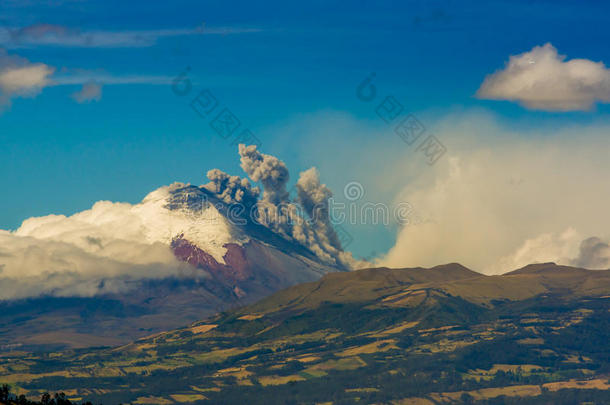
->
[1,263,609,404]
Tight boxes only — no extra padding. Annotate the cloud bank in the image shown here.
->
[373,111,610,273]
[0,197,182,300]
[476,43,610,111]
[0,181,257,300]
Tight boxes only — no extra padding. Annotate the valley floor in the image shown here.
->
[1,296,610,404]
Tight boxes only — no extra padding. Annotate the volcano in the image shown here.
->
[0,180,345,351]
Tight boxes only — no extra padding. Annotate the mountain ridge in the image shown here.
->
[1,261,609,404]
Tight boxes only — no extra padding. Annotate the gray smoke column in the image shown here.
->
[296,167,332,221]
[237,144,295,242]
[296,167,342,251]
[200,144,356,268]
[238,145,354,267]
[238,144,290,205]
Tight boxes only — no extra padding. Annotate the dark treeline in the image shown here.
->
[0,385,97,405]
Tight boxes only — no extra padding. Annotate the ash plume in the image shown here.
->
[203,168,260,209]
[295,168,343,257]
[203,144,354,268]
[238,144,290,204]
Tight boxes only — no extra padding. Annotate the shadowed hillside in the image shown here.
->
[1,263,609,404]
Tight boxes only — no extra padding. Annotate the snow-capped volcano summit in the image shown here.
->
[161,181,345,298]
[141,183,250,265]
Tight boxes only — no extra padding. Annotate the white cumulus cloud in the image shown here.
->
[476,43,610,111]
[0,48,54,109]
[376,111,610,273]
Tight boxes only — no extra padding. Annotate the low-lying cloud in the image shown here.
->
[0,180,263,300]
[476,43,610,111]
[0,187,216,300]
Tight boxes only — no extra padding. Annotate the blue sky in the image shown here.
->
[2,0,610,260]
